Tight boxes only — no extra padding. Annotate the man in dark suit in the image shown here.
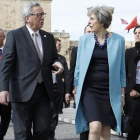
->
[0,2,63,140]
[0,28,11,140]
[49,38,70,140]
[68,25,91,140]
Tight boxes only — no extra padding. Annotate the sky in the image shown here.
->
[51,0,140,41]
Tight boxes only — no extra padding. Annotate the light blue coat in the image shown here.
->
[74,32,126,134]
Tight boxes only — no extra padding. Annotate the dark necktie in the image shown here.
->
[0,49,2,60]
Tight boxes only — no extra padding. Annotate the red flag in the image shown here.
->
[121,18,128,24]
[125,12,140,32]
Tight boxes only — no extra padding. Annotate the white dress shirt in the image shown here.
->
[136,60,140,84]
[26,25,43,57]
[0,45,4,52]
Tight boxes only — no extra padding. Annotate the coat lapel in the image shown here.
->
[22,26,40,61]
[39,30,48,64]
[81,33,96,72]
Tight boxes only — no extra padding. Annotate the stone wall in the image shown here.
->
[0,0,52,32]
[51,32,70,67]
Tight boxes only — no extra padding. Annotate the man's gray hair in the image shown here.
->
[0,28,6,36]
[87,6,112,29]
[22,2,41,24]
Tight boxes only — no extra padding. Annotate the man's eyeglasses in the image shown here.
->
[30,13,47,18]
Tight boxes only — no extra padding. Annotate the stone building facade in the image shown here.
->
[0,0,135,67]
[0,0,52,32]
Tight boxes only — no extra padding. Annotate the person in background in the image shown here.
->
[0,2,63,140]
[125,25,140,140]
[68,25,91,140]
[49,38,70,140]
[74,6,126,140]
[0,28,11,140]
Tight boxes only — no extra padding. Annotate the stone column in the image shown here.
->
[0,0,52,32]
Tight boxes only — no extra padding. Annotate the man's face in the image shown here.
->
[26,6,45,32]
[85,26,92,34]
[0,31,5,46]
[56,41,61,52]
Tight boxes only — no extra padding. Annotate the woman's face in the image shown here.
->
[88,14,103,32]
[134,27,140,43]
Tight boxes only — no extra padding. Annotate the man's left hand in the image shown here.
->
[52,62,64,74]
[65,93,71,104]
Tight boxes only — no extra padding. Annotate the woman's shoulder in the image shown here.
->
[111,32,124,40]
[79,33,92,40]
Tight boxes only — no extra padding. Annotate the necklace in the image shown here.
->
[94,32,109,48]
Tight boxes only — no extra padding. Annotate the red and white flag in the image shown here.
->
[121,18,128,24]
[125,12,140,32]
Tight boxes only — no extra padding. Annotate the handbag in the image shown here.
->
[121,110,130,133]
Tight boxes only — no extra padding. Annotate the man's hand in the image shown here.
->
[65,93,71,104]
[130,89,140,98]
[52,62,64,74]
[0,91,9,106]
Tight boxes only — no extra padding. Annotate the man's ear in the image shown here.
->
[25,16,30,24]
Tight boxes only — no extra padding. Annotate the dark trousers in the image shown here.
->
[11,82,52,140]
[80,131,89,140]
[126,85,140,140]
[49,113,58,138]
[0,103,11,139]
[49,84,62,138]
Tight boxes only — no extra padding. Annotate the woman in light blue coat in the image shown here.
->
[74,6,126,140]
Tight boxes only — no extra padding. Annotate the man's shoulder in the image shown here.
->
[58,54,65,60]
[72,47,78,52]
[39,30,53,37]
[126,47,135,54]
[8,26,24,35]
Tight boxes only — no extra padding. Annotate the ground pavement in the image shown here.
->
[4,101,129,140]
[5,121,126,140]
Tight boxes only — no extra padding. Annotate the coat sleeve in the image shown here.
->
[125,48,132,76]
[62,56,69,93]
[0,31,16,91]
[74,37,83,86]
[51,35,59,64]
[120,37,126,88]
[67,47,77,93]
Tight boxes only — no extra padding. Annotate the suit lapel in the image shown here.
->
[22,26,40,61]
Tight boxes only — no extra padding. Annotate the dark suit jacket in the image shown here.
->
[67,47,77,94]
[53,54,68,112]
[0,25,59,102]
[56,54,69,95]
[125,47,137,94]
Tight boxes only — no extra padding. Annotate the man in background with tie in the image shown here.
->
[0,2,63,140]
[49,38,70,140]
[0,28,11,140]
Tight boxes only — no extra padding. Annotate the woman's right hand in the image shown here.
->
[130,89,140,98]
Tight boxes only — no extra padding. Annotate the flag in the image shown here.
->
[125,12,140,32]
[121,18,128,24]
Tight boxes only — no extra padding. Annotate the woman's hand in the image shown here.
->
[72,86,77,103]
[121,96,125,109]
[130,89,140,98]
[121,88,125,109]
